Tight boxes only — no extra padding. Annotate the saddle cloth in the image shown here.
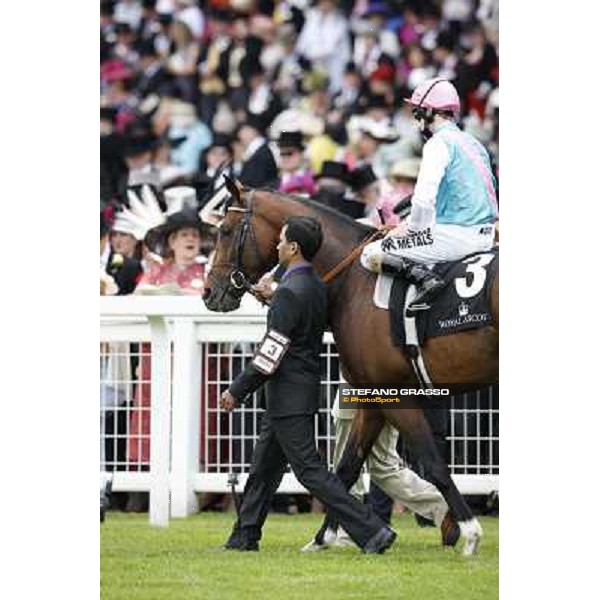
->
[374,247,499,347]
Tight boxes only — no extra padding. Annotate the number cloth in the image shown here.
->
[387,249,499,346]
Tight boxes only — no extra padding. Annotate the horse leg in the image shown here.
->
[313,410,385,545]
[384,407,483,555]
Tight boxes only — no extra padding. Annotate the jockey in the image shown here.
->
[360,78,498,309]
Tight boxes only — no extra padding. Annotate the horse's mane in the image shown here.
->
[255,188,375,241]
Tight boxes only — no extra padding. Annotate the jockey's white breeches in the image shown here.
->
[360,223,496,271]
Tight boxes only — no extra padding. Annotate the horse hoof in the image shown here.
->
[457,518,483,556]
[300,528,337,552]
[301,538,328,552]
[440,512,460,547]
[331,527,356,548]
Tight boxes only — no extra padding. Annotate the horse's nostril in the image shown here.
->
[202,287,211,301]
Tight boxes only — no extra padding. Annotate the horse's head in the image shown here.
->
[203,179,279,312]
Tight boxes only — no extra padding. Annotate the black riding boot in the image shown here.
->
[380,255,444,310]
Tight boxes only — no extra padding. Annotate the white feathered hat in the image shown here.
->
[112,185,197,241]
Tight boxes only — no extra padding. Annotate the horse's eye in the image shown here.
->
[220,225,232,237]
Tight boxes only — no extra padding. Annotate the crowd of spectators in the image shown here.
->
[101,0,498,238]
[100,0,499,513]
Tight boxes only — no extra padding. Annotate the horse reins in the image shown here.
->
[322,228,386,284]
[212,188,387,290]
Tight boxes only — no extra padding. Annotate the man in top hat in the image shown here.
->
[138,0,162,42]
[236,114,278,188]
[135,39,173,99]
[113,21,139,65]
[276,131,316,196]
[314,160,364,219]
[246,62,283,131]
[349,164,381,222]
[122,130,162,191]
[101,107,129,202]
[196,134,235,203]
[225,14,264,113]
[333,62,363,114]
[199,133,234,179]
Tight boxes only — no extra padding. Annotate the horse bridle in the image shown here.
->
[211,188,387,297]
[210,190,266,295]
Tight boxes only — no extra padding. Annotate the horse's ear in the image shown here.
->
[222,174,243,204]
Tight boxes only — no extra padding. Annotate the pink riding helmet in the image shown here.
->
[405,78,461,116]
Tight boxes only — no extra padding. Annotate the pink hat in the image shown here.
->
[369,63,395,84]
[101,60,134,83]
[404,78,461,115]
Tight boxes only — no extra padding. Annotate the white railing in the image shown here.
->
[100,296,499,526]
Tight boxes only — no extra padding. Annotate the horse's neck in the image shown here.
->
[258,194,371,317]
[258,194,367,278]
[257,192,380,378]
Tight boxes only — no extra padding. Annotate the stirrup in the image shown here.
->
[407,301,431,313]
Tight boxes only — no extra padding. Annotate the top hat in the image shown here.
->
[122,133,160,158]
[209,133,234,152]
[137,38,158,58]
[316,160,349,183]
[157,12,173,25]
[350,164,378,191]
[241,112,268,135]
[364,93,392,111]
[100,106,118,123]
[114,22,133,36]
[277,131,304,150]
[209,7,234,22]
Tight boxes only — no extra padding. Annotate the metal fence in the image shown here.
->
[100,296,499,525]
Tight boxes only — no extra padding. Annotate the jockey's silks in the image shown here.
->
[434,122,498,227]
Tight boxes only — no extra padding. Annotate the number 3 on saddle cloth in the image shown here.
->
[386,247,499,347]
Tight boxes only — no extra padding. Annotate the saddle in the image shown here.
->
[372,247,498,387]
[374,247,499,348]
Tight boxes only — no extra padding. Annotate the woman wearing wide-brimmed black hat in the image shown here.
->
[135,206,209,294]
[128,206,209,503]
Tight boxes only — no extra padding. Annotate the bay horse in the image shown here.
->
[202,181,498,554]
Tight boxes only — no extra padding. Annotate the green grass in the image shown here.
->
[101,511,498,600]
